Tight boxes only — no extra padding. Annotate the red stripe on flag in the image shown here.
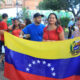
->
[4,62,80,80]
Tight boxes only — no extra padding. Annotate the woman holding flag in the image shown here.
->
[43,13,65,41]
[12,18,21,37]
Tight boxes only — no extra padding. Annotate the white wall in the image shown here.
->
[0,8,22,18]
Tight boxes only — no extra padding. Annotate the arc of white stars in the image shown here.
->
[26,60,56,77]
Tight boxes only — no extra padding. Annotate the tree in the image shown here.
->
[0,0,4,3]
[38,0,80,16]
[0,14,2,20]
[18,7,29,20]
[60,17,70,28]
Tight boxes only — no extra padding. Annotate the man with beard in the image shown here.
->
[20,13,45,41]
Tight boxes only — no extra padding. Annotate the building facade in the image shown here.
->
[23,0,42,10]
[0,0,42,10]
[0,0,22,8]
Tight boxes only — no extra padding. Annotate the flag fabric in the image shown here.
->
[4,32,80,80]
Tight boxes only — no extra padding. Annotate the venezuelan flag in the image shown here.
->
[4,32,80,80]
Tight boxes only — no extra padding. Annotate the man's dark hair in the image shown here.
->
[2,13,8,19]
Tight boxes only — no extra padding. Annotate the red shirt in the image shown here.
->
[12,29,21,37]
[43,26,63,40]
[0,21,8,41]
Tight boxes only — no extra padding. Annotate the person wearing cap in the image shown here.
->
[20,13,45,41]
[0,13,8,63]
[8,18,19,31]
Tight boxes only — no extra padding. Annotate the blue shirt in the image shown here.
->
[22,23,45,41]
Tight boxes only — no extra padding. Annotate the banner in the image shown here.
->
[4,32,80,80]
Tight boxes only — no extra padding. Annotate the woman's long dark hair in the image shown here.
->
[12,19,20,30]
[12,24,20,30]
[25,18,31,26]
[47,13,61,40]
[48,13,61,28]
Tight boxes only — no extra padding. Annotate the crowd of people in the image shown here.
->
[68,17,80,39]
[0,12,80,63]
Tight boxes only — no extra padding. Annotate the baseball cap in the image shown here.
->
[33,13,44,18]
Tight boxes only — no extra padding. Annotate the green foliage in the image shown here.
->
[0,14,2,20]
[60,17,70,28]
[0,0,5,3]
[18,7,29,20]
[38,0,59,10]
[38,0,80,16]
[2,0,5,3]
[38,1,45,10]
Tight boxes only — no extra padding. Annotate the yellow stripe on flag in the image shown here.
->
[4,32,80,59]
